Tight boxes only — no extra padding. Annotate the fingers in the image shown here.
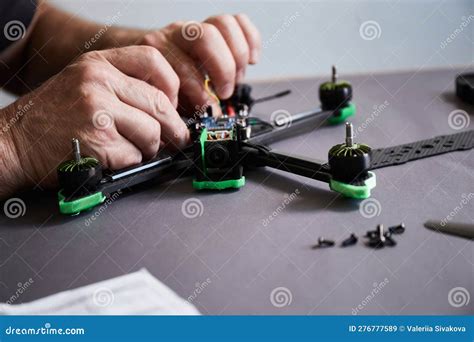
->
[234,14,261,64]
[112,101,161,160]
[104,135,143,170]
[88,46,180,107]
[173,22,236,99]
[154,43,217,114]
[205,15,249,82]
[108,70,190,149]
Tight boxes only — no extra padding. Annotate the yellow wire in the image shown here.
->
[204,76,220,104]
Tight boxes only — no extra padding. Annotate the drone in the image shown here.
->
[56,67,474,215]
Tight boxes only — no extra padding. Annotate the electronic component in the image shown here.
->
[319,66,355,124]
[191,121,245,190]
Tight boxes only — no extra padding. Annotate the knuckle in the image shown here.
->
[168,21,184,32]
[141,33,156,46]
[140,45,161,62]
[201,23,221,41]
[128,150,143,165]
[113,149,142,168]
[235,13,249,22]
[216,14,235,26]
[78,87,100,112]
[152,89,166,113]
[78,50,102,62]
[76,62,104,83]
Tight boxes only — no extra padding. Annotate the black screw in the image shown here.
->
[383,234,397,247]
[341,233,358,247]
[312,237,335,249]
[388,223,406,235]
[366,224,386,248]
[365,230,377,238]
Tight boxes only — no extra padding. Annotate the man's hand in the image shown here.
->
[1,46,189,196]
[111,14,262,114]
[2,3,261,114]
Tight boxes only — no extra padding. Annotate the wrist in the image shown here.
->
[98,26,149,50]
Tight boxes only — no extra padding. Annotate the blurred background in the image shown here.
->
[1,0,473,104]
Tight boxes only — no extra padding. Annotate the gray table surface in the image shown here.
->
[1,68,473,315]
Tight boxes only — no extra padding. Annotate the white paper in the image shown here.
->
[0,269,200,315]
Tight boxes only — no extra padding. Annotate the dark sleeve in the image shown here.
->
[0,0,38,52]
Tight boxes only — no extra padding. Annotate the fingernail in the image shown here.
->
[220,83,234,98]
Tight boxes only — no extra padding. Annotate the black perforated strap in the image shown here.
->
[370,130,474,170]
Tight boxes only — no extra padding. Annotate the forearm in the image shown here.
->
[5,1,145,94]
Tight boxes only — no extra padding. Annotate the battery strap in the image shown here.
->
[370,130,474,170]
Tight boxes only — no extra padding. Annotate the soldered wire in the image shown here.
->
[204,75,220,104]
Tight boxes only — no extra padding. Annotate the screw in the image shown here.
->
[366,224,386,248]
[312,237,335,249]
[345,122,354,147]
[72,138,81,163]
[388,223,406,235]
[332,65,337,84]
[341,233,358,247]
[377,224,386,243]
[365,229,377,238]
[383,234,397,247]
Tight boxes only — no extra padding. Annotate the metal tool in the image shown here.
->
[424,220,474,239]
